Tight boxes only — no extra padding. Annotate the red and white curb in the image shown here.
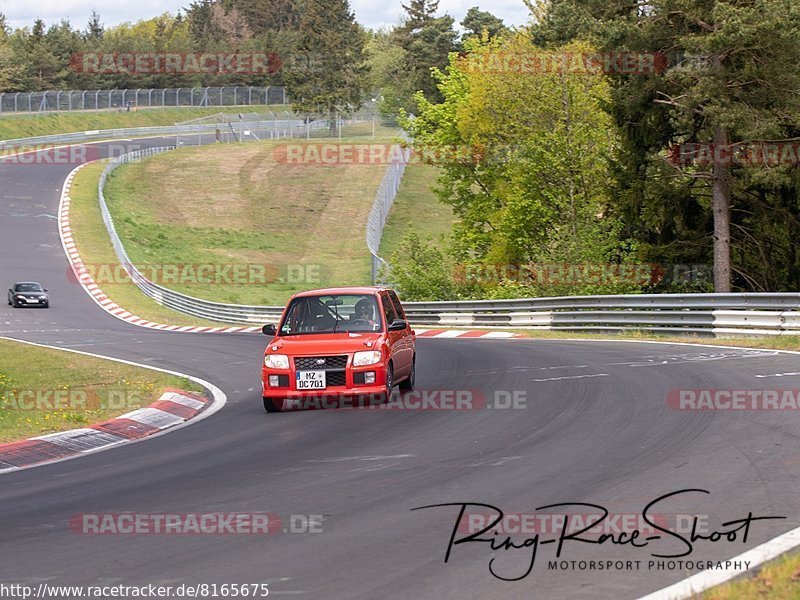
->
[59,163,521,339]
[0,389,210,474]
[413,329,521,338]
[0,337,227,475]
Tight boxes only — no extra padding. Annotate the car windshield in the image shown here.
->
[279,294,382,335]
[15,283,43,292]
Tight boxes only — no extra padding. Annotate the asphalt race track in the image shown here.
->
[1,138,800,599]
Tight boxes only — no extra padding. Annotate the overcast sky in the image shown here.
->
[1,0,532,31]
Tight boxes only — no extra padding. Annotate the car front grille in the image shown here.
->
[294,355,348,370]
[326,371,347,387]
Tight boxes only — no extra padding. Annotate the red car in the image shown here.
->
[261,287,416,412]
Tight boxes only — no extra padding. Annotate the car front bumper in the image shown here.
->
[14,297,48,305]
[261,363,389,404]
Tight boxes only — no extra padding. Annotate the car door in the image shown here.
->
[388,290,414,369]
[380,292,408,378]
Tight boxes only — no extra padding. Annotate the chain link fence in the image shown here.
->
[0,86,287,114]
[366,131,411,284]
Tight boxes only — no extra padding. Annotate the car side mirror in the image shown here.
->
[44,289,48,292]
[262,323,277,336]
[388,319,408,332]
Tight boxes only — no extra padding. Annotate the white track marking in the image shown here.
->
[533,373,609,382]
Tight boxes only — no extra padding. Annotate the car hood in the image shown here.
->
[266,332,383,355]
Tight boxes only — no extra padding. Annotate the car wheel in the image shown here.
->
[382,363,394,403]
[399,356,415,391]
[263,397,284,413]
[43,302,49,308]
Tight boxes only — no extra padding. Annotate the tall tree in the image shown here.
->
[0,13,17,91]
[218,0,301,34]
[389,0,458,110]
[405,35,633,296]
[399,0,440,33]
[461,7,507,40]
[187,0,224,46]
[86,10,104,41]
[282,0,366,131]
[365,29,411,115]
[533,0,800,292]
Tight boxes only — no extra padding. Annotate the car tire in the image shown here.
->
[381,363,394,403]
[399,356,415,391]
[263,397,284,413]
[43,302,49,309]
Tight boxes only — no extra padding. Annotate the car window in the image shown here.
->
[279,294,381,335]
[15,284,43,292]
[388,291,405,319]
[381,293,397,327]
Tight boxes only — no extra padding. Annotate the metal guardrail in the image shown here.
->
[93,152,800,336]
[1,111,388,152]
[0,118,325,152]
[0,86,287,114]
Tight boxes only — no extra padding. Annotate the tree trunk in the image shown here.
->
[712,124,732,292]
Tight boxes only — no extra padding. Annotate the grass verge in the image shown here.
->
[379,162,453,258]
[69,161,234,326]
[0,338,203,443]
[701,552,800,599]
[102,127,401,305]
[0,106,290,141]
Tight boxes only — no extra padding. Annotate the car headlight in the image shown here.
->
[353,350,382,367]
[264,354,290,369]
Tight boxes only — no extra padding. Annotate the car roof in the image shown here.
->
[291,286,391,299]
[13,282,42,286]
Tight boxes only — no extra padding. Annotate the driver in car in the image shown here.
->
[351,298,377,327]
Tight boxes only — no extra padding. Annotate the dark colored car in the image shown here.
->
[261,286,416,412]
[7,282,50,308]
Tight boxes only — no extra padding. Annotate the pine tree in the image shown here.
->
[86,10,104,41]
[461,7,506,40]
[399,0,439,33]
[390,0,457,108]
[282,0,366,132]
[533,0,800,292]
